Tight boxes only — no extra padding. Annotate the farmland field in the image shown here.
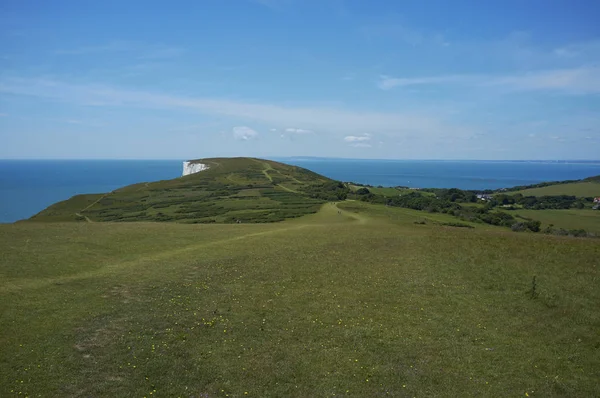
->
[512,182,600,197]
[514,208,600,234]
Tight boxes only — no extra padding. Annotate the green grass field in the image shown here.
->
[514,209,600,234]
[512,182,600,197]
[2,202,599,397]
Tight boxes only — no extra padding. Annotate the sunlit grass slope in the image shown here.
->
[512,181,600,197]
[2,202,599,397]
[515,208,600,234]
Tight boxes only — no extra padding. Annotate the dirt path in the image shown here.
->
[1,223,321,293]
[252,159,300,193]
[75,193,112,222]
[256,161,274,182]
[277,184,298,193]
[75,213,94,223]
[332,202,369,225]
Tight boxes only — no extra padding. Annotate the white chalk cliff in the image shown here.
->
[182,161,209,176]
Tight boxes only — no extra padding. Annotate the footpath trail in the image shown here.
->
[254,159,300,193]
[332,202,369,225]
[7,203,371,293]
[1,223,317,293]
[75,213,93,223]
[75,191,114,222]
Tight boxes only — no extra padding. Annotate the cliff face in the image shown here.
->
[182,161,209,176]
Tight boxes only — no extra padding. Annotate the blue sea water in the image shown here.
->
[0,160,183,223]
[1,158,600,223]
[279,158,600,190]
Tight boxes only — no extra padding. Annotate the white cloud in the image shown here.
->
[487,68,600,93]
[0,113,7,117]
[344,133,371,142]
[284,127,313,134]
[378,74,474,90]
[553,48,577,58]
[378,67,600,94]
[0,78,470,137]
[232,126,258,141]
[552,40,600,60]
[270,128,277,132]
[350,143,372,148]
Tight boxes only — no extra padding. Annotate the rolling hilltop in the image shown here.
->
[29,157,348,223]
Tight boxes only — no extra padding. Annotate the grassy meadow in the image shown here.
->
[514,208,600,234]
[512,181,600,197]
[2,202,599,397]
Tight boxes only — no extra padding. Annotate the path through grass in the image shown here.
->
[2,203,599,397]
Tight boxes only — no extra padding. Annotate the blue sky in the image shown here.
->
[1,0,599,160]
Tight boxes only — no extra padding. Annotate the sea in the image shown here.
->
[2,158,600,223]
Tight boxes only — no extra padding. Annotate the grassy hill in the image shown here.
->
[2,201,599,397]
[28,158,345,224]
[511,181,600,197]
[514,208,600,234]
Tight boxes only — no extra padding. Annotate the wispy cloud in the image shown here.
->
[378,67,600,94]
[53,41,132,55]
[0,78,471,137]
[138,46,186,60]
[53,41,185,59]
[361,19,450,47]
[344,133,372,147]
[344,134,374,148]
[344,134,371,142]
[552,40,600,60]
[378,74,473,90]
[284,127,313,134]
[487,67,600,93]
[0,113,8,117]
[233,126,259,141]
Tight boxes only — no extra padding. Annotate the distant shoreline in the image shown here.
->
[1,158,599,164]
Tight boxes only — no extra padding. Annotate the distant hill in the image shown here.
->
[508,182,599,197]
[498,175,600,197]
[29,157,349,223]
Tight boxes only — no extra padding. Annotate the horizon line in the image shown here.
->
[1,157,600,163]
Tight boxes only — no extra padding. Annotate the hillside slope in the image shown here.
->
[510,181,600,197]
[499,174,600,197]
[2,202,599,397]
[29,157,347,223]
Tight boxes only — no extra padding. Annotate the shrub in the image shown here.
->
[525,220,541,232]
[511,222,526,232]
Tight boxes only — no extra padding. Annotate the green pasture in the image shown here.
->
[512,182,600,197]
[514,209,600,234]
[2,202,599,397]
